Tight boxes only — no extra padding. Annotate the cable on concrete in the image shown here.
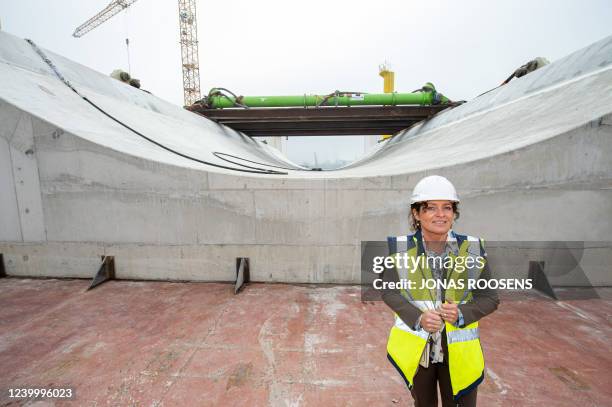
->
[25,38,288,175]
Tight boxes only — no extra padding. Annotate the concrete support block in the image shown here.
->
[0,136,21,241]
[0,242,103,278]
[9,114,45,241]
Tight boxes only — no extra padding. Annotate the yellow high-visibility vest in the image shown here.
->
[386,231,486,400]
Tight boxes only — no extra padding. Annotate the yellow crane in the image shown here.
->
[379,63,395,141]
[73,0,201,106]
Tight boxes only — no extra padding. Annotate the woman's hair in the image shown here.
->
[410,202,460,231]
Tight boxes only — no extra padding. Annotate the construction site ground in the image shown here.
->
[0,278,610,406]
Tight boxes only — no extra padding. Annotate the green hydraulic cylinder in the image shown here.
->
[202,84,449,109]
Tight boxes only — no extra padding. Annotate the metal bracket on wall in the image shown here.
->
[0,254,6,278]
[87,256,115,291]
[235,257,250,294]
[528,261,557,300]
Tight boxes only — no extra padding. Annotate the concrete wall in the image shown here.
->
[1,32,611,284]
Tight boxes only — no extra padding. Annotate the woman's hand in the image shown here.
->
[420,310,442,333]
[440,300,459,324]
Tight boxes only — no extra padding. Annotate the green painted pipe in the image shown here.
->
[204,83,449,109]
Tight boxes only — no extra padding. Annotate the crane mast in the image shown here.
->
[178,0,201,106]
[72,0,202,106]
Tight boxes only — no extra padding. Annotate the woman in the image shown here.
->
[382,175,499,407]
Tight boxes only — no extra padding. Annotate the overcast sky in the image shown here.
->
[1,1,610,166]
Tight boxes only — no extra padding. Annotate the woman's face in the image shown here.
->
[413,200,454,238]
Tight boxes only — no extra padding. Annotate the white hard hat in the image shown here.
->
[410,175,459,203]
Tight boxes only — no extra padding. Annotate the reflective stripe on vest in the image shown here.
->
[447,326,480,344]
[394,315,429,340]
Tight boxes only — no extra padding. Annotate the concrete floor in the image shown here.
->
[0,279,610,406]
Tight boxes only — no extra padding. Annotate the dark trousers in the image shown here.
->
[410,362,478,407]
